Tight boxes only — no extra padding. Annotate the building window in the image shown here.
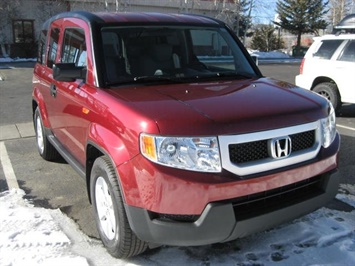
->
[13,20,34,43]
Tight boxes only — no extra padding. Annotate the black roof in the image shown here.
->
[41,11,223,31]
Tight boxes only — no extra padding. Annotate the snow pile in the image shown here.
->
[249,49,291,59]
[337,183,355,208]
[0,189,89,266]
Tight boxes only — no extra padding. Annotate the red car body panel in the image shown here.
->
[105,78,327,136]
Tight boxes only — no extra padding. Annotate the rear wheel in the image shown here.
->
[34,107,60,161]
[313,82,341,111]
[90,156,148,258]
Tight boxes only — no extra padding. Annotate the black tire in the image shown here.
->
[90,156,148,258]
[34,107,60,161]
[313,82,341,111]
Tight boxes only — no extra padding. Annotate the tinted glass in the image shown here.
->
[37,29,47,64]
[47,28,60,68]
[313,40,343,59]
[338,40,355,62]
[100,25,257,85]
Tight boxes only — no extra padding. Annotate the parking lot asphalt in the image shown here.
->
[1,61,354,238]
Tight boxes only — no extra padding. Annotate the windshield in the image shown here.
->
[100,25,257,86]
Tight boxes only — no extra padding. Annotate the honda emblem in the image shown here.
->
[269,136,292,159]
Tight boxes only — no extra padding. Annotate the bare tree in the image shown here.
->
[70,0,122,12]
[328,0,355,26]
[215,0,251,38]
[35,0,67,23]
[179,0,199,13]
[0,0,21,56]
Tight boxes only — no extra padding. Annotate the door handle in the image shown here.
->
[50,84,57,98]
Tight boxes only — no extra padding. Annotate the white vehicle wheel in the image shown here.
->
[95,176,116,240]
[313,82,341,112]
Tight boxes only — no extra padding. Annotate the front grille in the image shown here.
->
[229,139,269,163]
[291,130,315,152]
[229,130,315,164]
[230,175,324,220]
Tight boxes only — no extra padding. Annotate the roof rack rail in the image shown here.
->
[333,14,355,34]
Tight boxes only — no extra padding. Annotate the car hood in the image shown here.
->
[107,78,328,135]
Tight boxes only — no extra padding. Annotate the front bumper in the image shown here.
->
[125,171,339,246]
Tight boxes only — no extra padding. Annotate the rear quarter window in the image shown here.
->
[313,40,343,59]
[47,28,60,68]
[37,29,47,64]
[338,40,355,62]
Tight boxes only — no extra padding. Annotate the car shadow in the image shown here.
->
[0,61,36,69]
[337,104,355,118]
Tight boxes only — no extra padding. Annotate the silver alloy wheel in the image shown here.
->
[318,91,330,101]
[36,115,44,154]
[95,176,116,240]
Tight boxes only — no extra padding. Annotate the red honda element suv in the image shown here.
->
[32,11,340,258]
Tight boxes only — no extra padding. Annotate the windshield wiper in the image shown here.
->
[105,75,184,87]
[196,71,255,80]
[105,72,255,87]
[133,75,182,83]
[218,71,256,79]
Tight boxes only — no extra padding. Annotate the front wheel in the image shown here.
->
[313,82,341,111]
[90,156,148,258]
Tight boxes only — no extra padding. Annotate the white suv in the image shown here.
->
[295,14,355,111]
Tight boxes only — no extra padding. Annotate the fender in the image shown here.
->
[86,123,137,203]
[87,123,134,167]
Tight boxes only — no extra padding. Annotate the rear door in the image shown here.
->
[335,40,355,103]
[34,22,61,130]
[307,39,344,81]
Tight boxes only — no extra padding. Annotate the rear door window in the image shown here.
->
[313,40,343,59]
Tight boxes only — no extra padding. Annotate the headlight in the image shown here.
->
[321,103,336,148]
[140,134,221,172]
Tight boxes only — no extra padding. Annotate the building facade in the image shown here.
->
[0,0,238,58]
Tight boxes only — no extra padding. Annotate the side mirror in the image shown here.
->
[53,63,86,82]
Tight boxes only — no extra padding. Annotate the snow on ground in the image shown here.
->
[1,187,354,266]
[0,189,89,266]
[0,57,36,63]
[248,50,292,59]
